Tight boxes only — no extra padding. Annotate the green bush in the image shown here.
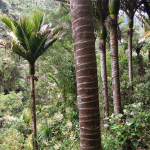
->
[0,128,24,150]
[0,91,23,117]
[102,102,150,150]
[2,115,27,134]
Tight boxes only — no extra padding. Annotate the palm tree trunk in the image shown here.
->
[70,0,101,149]
[137,53,146,76]
[128,28,133,91]
[1,65,4,93]
[110,14,122,115]
[99,21,109,119]
[29,63,38,150]
[1,79,4,93]
[148,49,150,67]
[100,39,109,119]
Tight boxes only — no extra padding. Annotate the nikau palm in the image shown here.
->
[120,0,142,90]
[93,0,109,119]
[0,11,64,150]
[70,0,101,149]
[108,0,122,115]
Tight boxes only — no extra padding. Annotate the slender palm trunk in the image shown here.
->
[100,39,109,119]
[110,15,122,115]
[1,66,4,93]
[128,28,133,90]
[1,79,4,93]
[30,76,38,150]
[148,49,150,67]
[29,63,38,150]
[70,0,101,149]
[99,20,109,119]
[137,53,146,76]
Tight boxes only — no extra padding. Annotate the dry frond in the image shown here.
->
[127,28,134,36]
[105,16,117,28]
[117,27,122,41]
[98,42,105,50]
[25,75,38,83]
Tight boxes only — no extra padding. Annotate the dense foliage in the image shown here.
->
[0,0,150,149]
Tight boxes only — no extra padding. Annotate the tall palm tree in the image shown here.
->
[70,0,101,149]
[0,11,64,150]
[93,0,109,119]
[108,0,122,115]
[120,0,142,90]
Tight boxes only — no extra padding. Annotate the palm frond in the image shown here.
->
[0,38,27,60]
[0,14,14,31]
[39,38,57,56]
[32,11,45,32]
[34,24,64,59]
[93,0,109,21]
[20,16,35,40]
[120,0,142,16]
[11,41,28,60]
[140,31,150,40]
[18,19,31,52]
[136,15,150,31]
[118,16,125,26]
[33,36,47,60]
[12,20,28,50]
[0,11,65,64]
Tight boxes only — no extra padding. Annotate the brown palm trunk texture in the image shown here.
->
[30,76,38,150]
[100,40,109,119]
[70,0,101,149]
[110,15,122,115]
[128,28,133,90]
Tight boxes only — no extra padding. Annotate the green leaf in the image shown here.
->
[136,102,142,108]
[132,140,139,148]
[104,124,109,128]
[111,113,115,118]
[1,14,13,31]
[111,125,119,129]
[116,114,123,118]
[103,117,109,120]
[116,131,121,135]
[145,136,150,139]
[48,73,58,84]
[126,122,132,126]
[135,122,139,127]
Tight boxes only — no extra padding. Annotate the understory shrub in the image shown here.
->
[102,102,150,150]
[0,128,24,150]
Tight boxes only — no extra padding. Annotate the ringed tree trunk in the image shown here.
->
[70,0,101,149]
[128,17,133,91]
[99,24,109,119]
[109,0,122,115]
[29,63,38,150]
